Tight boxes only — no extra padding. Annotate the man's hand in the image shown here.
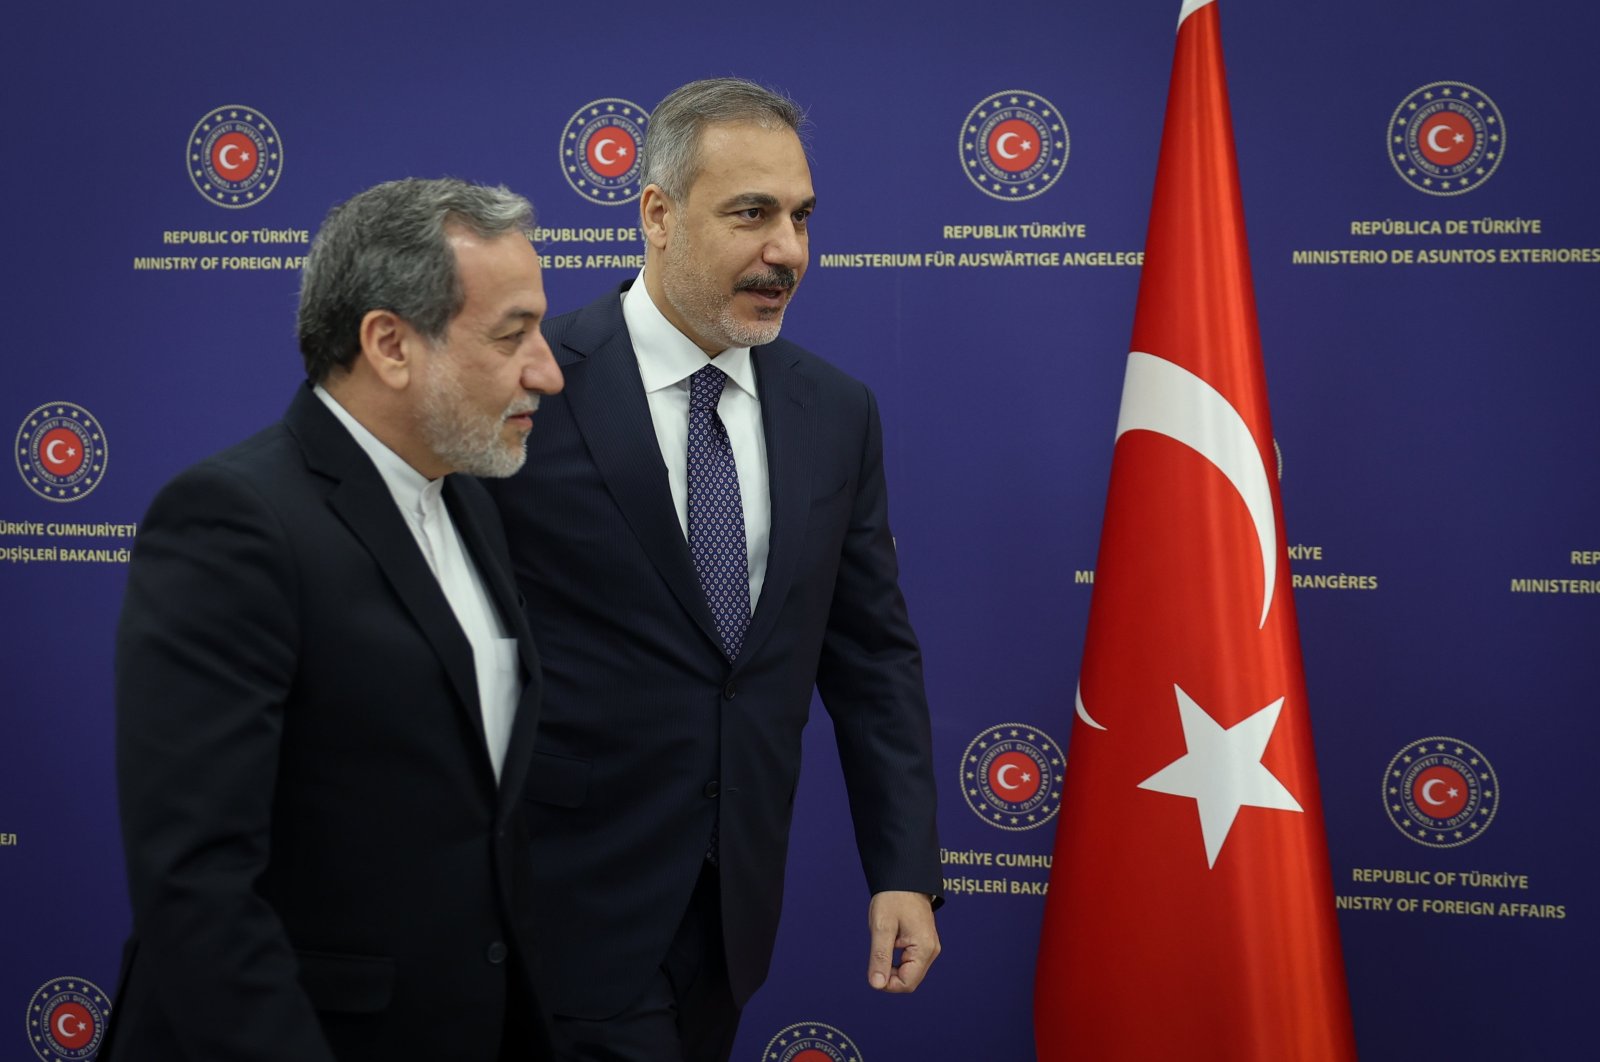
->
[865,890,941,993]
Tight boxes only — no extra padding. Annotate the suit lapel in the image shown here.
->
[558,296,725,652]
[446,479,542,804]
[740,343,813,665]
[285,387,492,774]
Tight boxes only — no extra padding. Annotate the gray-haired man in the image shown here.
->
[108,178,563,1062]
[489,78,943,1061]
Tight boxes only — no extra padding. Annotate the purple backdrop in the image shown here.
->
[3,1,1596,1058]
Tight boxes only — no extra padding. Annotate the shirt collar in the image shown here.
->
[312,383,441,519]
[622,269,757,399]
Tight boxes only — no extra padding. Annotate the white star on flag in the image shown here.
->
[1138,684,1302,868]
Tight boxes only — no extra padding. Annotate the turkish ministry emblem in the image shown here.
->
[560,98,648,205]
[1389,81,1504,195]
[959,723,1062,831]
[15,402,108,502]
[27,977,111,1062]
[759,1021,861,1062]
[187,105,283,207]
[959,90,1068,201]
[1383,736,1499,847]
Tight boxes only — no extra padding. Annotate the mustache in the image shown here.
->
[734,267,798,293]
[504,395,541,418]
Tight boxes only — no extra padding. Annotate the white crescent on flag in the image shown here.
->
[1075,350,1277,733]
[1116,350,1277,628]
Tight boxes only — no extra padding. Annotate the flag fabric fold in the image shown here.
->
[1033,2,1357,1058]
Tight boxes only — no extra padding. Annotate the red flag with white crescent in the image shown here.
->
[1033,2,1357,1058]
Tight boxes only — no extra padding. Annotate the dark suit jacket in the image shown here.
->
[486,285,942,1019]
[106,385,549,1061]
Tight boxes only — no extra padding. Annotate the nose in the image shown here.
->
[522,331,564,395]
[763,220,807,270]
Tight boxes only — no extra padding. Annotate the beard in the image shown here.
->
[417,352,537,479]
[662,231,797,351]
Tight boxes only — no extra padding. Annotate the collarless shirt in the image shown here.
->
[622,271,771,608]
[313,385,518,781]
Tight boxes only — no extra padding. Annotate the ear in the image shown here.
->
[357,309,421,391]
[639,184,673,251]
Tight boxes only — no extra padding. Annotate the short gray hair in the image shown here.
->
[297,177,534,383]
[640,78,806,202]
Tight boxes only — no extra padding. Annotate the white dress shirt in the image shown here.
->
[622,271,771,607]
[314,385,519,781]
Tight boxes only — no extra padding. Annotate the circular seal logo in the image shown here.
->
[959,91,1069,201]
[1389,82,1504,195]
[15,402,108,502]
[560,98,648,205]
[26,977,111,1062]
[960,723,1062,830]
[1383,736,1499,847]
[187,105,284,208]
[760,1021,862,1062]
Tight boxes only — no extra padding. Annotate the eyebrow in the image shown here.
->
[720,192,817,212]
[493,308,541,331]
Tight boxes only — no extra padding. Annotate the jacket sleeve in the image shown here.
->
[814,383,943,900]
[114,460,338,1062]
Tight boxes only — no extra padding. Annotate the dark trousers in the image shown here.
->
[549,863,739,1062]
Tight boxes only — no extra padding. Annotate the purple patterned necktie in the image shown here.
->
[687,364,751,661]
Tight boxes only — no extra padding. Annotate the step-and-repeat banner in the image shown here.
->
[3,1,1595,1058]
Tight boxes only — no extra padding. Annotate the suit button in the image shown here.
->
[703,780,720,798]
[486,941,508,965]
[723,681,737,700]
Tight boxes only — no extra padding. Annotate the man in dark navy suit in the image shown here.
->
[108,178,564,1061]
[488,78,943,1061]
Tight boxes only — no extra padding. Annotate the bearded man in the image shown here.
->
[108,177,564,1062]
[487,78,943,1062]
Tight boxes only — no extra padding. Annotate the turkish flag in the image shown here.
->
[1033,3,1357,1059]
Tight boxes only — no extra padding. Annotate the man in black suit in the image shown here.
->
[108,178,564,1062]
[488,78,943,1060]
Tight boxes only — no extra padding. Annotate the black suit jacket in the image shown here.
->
[106,385,549,1061]
[487,286,941,1019]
